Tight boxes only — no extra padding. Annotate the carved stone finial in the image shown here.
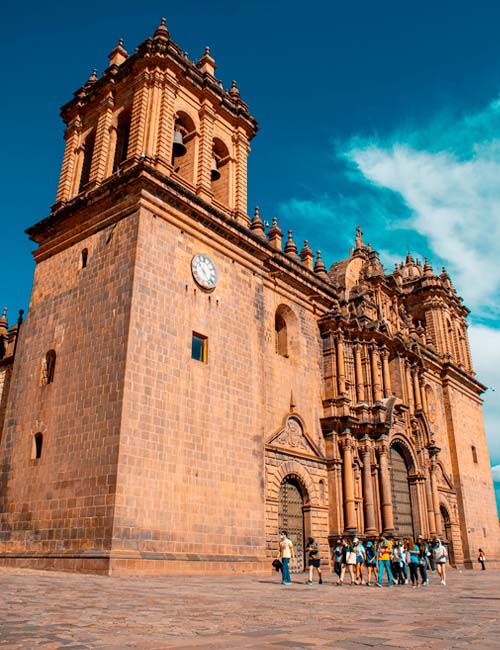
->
[108,38,129,66]
[229,80,240,98]
[198,44,216,76]
[300,240,314,270]
[423,257,434,276]
[314,250,330,282]
[268,216,283,250]
[154,17,170,39]
[85,68,98,86]
[284,230,299,260]
[250,206,266,239]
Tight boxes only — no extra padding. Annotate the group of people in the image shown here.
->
[277,532,449,587]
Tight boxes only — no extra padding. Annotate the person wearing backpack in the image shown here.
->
[305,537,323,585]
[478,548,486,570]
[332,539,343,582]
[365,540,377,586]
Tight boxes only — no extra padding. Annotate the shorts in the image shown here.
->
[366,561,376,568]
[309,558,320,568]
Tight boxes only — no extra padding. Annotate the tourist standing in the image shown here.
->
[277,532,295,585]
[365,540,377,586]
[417,535,429,585]
[478,548,486,570]
[340,539,356,585]
[376,537,393,587]
[433,538,448,585]
[332,539,343,582]
[407,539,420,588]
[305,537,323,585]
[354,538,366,584]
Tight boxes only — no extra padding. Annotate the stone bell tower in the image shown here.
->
[0,19,261,574]
[53,18,256,223]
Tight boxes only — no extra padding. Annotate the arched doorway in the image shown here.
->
[278,475,306,572]
[390,444,414,539]
[439,505,455,566]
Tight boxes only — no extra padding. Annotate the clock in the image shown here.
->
[191,253,218,290]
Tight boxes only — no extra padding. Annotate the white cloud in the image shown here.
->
[469,325,500,465]
[491,465,500,482]
[348,142,500,317]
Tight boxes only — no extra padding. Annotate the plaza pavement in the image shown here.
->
[0,566,499,649]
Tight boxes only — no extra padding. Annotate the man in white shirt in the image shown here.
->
[277,531,295,585]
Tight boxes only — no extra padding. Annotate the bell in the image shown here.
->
[172,129,187,157]
[211,156,221,181]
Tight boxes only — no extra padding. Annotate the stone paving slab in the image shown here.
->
[0,567,499,649]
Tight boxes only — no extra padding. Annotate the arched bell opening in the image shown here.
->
[77,128,96,193]
[278,474,309,572]
[211,137,230,207]
[389,442,415,540]
[112,109,131,172]
[172,111,197,185]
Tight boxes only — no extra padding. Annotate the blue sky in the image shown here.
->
[1,1,499,510]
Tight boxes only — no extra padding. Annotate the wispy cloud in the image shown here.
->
[278,94,500,477]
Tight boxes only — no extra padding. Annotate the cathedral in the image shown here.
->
[0,20,498,574]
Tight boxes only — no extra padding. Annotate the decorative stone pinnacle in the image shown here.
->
[284,230,299,259]
[250,206,266,238]
[86,68,98,85]
[154,17,169,39]
[229,80,240,98]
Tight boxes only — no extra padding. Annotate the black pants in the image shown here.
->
[409,563,419,585]
[334,561,342,577]
[480,560,486,570]
[418,563,427,583]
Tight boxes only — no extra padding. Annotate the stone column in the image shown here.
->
[341,432,357,533]
[424,464,437,537]
[89,92,114,188]
[377,438,394,535]
[127,72,151,163]
[336,334,346,396]
[412,366,423,411]
[196,101,216,202]
[155,71,178,174]
[419,375,428,415]
[360,439,377,536]
[354,340,365,403]
[428,444,442,536]
[370,344,383,402]
[380,346,392,398]
[232,128,251,226]
[405,362,415,414]
[55,117,81,204]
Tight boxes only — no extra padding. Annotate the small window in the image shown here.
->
[275,313,288,357]
[192,333,208,363]
[81,248,88,269]
[33,433,43,460]
[471,445,478,464]
[41,350,56,385]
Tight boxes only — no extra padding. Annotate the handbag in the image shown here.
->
[346,551,356,564]
[272,559,282,572]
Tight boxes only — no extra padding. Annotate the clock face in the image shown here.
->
[191,254,218,290]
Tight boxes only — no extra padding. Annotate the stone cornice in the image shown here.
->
[61,36,258,140]
[26,163,339,306]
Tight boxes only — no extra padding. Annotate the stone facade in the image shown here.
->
[0,20,498,574]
